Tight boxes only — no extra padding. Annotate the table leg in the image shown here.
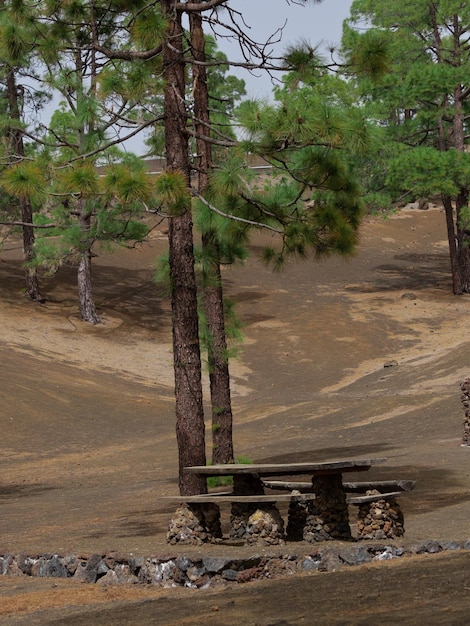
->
[232,473,264,495]
[304,474,352,542]
[230,473,284,544]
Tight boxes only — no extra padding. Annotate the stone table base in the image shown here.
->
[245,505,285,546]
[304,474,352,542]
[167,503,222,545]
[356,491,405,540]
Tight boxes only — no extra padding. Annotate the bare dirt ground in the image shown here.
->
[1,207,470,624]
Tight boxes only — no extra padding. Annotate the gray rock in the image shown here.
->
[73,554,107,583]
[17,553,34,575]
[300,556,320,572]
[63,555,80,575]
[97,564,138,585]
[175,555,193,572]
[338,546,372,566]
[222,568,239,581]
[439,540,461,551]
[127,555,145,574]
[411,539,441,554]
[43,555,67,578]
[318,548,343,572]
[186,564,207,582]
[202,556,233,573]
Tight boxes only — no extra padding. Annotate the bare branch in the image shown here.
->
[177,0,229,12]
[0,221,57,229]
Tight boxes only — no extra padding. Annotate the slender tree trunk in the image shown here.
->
[430,8,470,294]
[77,250,100,324]
[6,69,42,301]
[202,234,234,464]
[455,188,470,294]
[163,0,207,496]
[451,84,470,293]
[77,208,100,324]
[190,12,234,464]
[442,195,462,295]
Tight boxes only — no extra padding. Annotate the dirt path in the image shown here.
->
[2,207,470,623]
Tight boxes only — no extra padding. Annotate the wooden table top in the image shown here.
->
[184,458,387,477]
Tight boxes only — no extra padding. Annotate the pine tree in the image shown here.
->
[344,0,470,294]
[0,0,45,301]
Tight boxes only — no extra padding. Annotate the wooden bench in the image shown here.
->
[258,479,415,541]
[165,489,405,545]
[166,459,408,545]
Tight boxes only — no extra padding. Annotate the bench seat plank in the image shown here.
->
[262,479,416,493]
[163,491,403,505]
[347,491,402,504]
[163,493,317,504]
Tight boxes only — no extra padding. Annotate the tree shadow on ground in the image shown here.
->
[257,443,395,464]
[0,484,58,499]
[346,252,451,294]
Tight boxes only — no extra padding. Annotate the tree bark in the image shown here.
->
[77,249,100,324]
[202,234,234,464]
[190,11,234,464]
[451,83,470,294]
[163,0,207,496]
[77,208,100,324]
[6,69,42,302]
[442,195,462,295]
[430,8,470,294]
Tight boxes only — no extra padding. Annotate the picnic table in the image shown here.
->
[167,458,411,545]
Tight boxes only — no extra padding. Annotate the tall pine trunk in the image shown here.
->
[190,12,234,464]
[451,85,470,294]
[6,69,42,301]
[434,21,470,295]
[77,209,100,324]
[163,1,207,496]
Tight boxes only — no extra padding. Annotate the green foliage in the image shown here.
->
[282,40,326,86]
[206,455,252,489]
[57,164,100,197]
[102,164,152,204]
[0,17,26,64]
[387,147,470,199]
[154,171,191,215]
[235,72,365,268]
[131,8,167,49]
[346,28,391,79]
[1,162,46,202]
[459,205,470,235]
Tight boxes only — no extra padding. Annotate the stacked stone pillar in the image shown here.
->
[304,474,352,542]
[460,378,470,445]
[356,491,404,540]
[167,503,222,545]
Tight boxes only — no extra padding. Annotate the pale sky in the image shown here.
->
[219,0,354,99]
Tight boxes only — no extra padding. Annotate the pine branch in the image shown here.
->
[195,193,282,233]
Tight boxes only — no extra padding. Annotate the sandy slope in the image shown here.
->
[2,207,470,623]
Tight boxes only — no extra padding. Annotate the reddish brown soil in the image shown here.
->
[2,207,470,624]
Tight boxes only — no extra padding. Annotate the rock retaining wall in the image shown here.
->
[1,539,468,588]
